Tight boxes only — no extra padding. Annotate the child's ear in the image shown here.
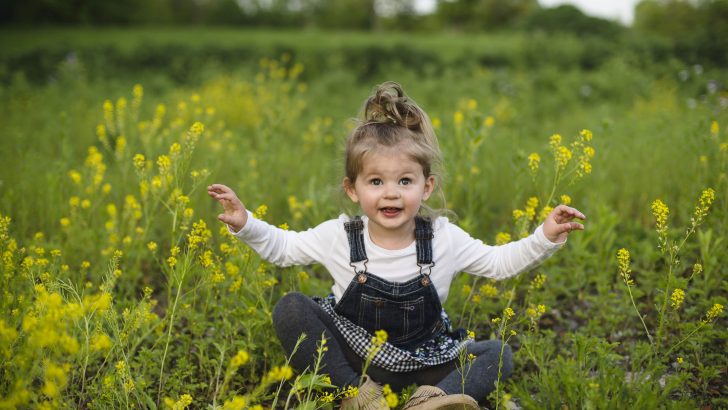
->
[343,177,359,203]
[422,175,436,201]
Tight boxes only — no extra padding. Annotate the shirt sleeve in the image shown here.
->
[229,210,340,267]
[448,222,564,280]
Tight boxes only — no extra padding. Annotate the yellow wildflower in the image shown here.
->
[230,350,250,368]
[479,283,498,298]
[617,248,633,286]
[670,288,685,310]
[527,153,540,173]
[580,129,593,141]
[704,303,723,322]
[484,116,495,127]
[651,199,669,231]
[495,232,511,245]
[453,111,464,125]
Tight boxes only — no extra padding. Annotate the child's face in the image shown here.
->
[344,148,435,245]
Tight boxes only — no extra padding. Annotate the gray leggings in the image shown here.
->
[272,292,512,403]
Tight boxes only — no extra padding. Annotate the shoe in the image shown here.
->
[340,375,388,410]
[401,385,479,410]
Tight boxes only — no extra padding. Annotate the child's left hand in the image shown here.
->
[543,205,586,243]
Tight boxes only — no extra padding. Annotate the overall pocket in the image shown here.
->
[358,294,425,346]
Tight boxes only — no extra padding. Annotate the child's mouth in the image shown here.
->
[380,207,402,217]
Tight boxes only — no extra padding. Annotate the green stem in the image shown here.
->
[626,284,655,353]
[665,323,706,356]
[157,254,190,404]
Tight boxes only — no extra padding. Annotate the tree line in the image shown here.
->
[2,0,726,65]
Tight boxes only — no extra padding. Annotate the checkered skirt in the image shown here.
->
[313,294,472,373]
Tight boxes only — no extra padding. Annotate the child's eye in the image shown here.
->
[370,178,383,186]
[399,178,412,185]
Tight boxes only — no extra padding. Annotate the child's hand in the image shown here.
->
[542,205,586,243]
[207,184,248,233]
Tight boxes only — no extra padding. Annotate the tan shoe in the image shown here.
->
[401,385,479,410]
[340,375,388,410]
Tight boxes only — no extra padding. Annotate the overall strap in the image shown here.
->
[415,216,435,280]
[344,216,368,263]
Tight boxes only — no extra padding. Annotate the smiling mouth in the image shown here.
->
[380,207,402,216]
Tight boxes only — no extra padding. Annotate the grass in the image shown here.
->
[0,27,726,409]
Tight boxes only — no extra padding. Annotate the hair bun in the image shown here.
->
[364,81,423,131]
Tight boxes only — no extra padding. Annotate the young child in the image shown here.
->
[208,82,585,409]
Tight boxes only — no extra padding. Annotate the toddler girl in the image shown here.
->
[208,82,585,409]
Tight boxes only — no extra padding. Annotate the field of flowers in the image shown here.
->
[0,29,726,409]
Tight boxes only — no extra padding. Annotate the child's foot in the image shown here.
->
[401,385,479,409]
[340,375,388,410]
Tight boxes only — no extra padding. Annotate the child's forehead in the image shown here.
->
[360,149,423,173]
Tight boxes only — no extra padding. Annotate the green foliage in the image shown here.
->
[0,29,726,408]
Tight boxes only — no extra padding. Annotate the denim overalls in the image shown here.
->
[333,216,444,351]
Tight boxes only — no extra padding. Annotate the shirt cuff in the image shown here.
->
[227,210,255,238]
[534,224,566,248]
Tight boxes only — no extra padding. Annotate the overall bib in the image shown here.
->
[313,216,469,372]
[334,216,443,351]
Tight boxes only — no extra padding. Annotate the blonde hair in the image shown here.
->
[344,81,446,217]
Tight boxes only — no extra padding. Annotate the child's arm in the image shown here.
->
[447,205,585,280]
[542,205,586,243]
[207,184,248,232]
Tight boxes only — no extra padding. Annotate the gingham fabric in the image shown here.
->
[313,295,472,372]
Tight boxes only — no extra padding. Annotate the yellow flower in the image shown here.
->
[453,111,464,125]
[560,194,572,205]
[431,117,441,130]
[91,333,113,351]
[319,392,334,403]
[693,188,715,223]
[157,155,172,175]
[479,283,498,298]
[503,307,515,320]
[484,116,495,128]
[527,153,540,173]
[670,288,685,310]
[549,134,562,149]
[373,329,388,346]
[222,396,247,410]
[692,263,703,276]
[530,273,546,290]
[617,248,633,286]
[467,329,475,339]
[133,154,146,170]
[704,303,723,322]
[710,120,719,136]
[466,99,477,110]
[495,232,511,245]
[676,356,684,364]
[60,217,71,228]
[580,129,593,141]
[651,199,669,231]
[230,350,250,368]
[264,365,294,383]
[344,385,359,398]
[555,146,573,169]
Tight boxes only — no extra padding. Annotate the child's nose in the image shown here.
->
[383,183,401,198]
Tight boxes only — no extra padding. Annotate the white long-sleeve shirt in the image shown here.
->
[233,212,564,303]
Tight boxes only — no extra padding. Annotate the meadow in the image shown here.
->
[0,27,726,409]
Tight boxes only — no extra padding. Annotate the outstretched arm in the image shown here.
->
[207,183,248,232]
[542,204,586,243]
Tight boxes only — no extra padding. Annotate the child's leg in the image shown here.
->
[272,292,361,388]
[358,339,511,402]
[434,339,513,402]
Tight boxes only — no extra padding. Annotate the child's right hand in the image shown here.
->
[207,184,248,233]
